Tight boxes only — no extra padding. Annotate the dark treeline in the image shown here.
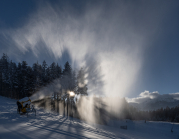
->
[0,53,87,99]
[132,106,179,122]
[117,99,179,123]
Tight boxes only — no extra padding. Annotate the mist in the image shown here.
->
[3,1,145,97]
[1,0,177,123]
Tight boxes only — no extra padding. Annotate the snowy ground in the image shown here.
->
[0,96,179,139]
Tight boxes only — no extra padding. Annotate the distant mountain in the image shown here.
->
[129,98,179,111]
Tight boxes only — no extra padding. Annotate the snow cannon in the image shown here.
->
[17,97,36,116]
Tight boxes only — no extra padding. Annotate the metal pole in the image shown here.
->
[57,92,59,114]
[67,94,69,118]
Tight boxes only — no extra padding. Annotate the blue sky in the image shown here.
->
[0,0,179,98]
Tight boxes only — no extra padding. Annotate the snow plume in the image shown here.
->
[30,79,62,101]
[77,96,129,124]
[126,90,179,103]
[77,96,96,123]
[2,1,148,98]
[2,1,174,98]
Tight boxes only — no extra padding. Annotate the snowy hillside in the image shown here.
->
[0,96,179,139]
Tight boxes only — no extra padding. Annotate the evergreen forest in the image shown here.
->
[0,53,87,99]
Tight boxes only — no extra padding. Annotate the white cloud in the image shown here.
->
[139,90,159,98]
[127,90,179,103]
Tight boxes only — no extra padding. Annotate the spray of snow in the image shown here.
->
[2,1,172,122]
[5,2,145,98]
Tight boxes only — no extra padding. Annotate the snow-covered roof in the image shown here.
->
[19,97,30,102]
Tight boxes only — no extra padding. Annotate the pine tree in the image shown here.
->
[46,67,51,84]
[38,64,43,87]
[32,62,41,91]
[56,63,62,79]
[62,61,72,90]
[13,63,19,99]
[42,60,48,86]
[71,70,77,92]
[21,61,28,97]
[17,62,23,99]
[50,62,57,80]
[26,66,34,96]
[8,61,17,98]
[1,54,9,81]
[1,53,9,95]
[63,61,72,76]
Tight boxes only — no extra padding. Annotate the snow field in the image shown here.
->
[0,96,179,139]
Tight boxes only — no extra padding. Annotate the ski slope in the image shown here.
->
[0,96,179,139]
